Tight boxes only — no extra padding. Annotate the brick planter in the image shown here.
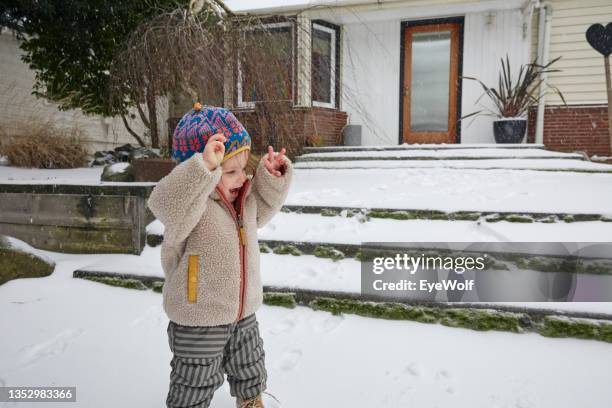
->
[132,158,177,182]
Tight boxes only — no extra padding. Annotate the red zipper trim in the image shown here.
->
[215,180,250,323]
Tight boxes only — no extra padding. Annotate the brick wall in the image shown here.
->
[235,107,347,159]
[527,104,611,157]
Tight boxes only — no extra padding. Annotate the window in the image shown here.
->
[237,22,294,108]
[312,22,338,108]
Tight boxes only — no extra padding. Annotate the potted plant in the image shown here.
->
[462,55,566,143]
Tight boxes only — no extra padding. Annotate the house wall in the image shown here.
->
[530,0,612,106]
[305,0,530,145]
[526,0,611,157]
[0,30,169,154]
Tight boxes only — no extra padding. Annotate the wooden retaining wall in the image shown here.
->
[0,184,155,254]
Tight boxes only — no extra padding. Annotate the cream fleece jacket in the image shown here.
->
[147,152,292,327]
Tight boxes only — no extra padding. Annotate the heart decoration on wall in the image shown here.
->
[586,23,612,57]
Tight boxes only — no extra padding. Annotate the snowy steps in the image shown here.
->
[293,144,612,173]
[71,267,612,322]
[279,205,612,223]
[72,269,612,343]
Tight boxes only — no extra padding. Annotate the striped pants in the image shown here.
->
[166,314,267,408]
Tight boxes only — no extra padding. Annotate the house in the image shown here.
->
[0,28,167,154]
[221,0,612,157]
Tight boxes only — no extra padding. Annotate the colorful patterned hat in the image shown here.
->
[172,103,251,163]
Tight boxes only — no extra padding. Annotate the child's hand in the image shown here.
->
[262,146,287,177]
[203,133,226,170]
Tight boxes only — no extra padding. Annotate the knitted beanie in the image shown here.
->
[172,103,251,163]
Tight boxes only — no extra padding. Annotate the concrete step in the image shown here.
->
[303,144,547,154]
[293,158,612,173]
[296,148,586,162]
[72,269,612,343]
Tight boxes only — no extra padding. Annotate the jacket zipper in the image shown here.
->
[215,181,249,322]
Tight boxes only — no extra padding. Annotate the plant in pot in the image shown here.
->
[462,55,566,143]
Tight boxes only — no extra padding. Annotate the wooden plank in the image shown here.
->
[0,193,137,228]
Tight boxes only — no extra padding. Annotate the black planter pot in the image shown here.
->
[493,119,527,143]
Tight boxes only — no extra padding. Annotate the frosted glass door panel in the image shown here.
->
[410,31,451,132]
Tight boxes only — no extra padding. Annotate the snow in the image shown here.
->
[1,236,56,266]
[294,158,612,171]
[1,251,612,408]
[0,165,154,186]
[259,213,612,243]
[286,168,612,214]
[300,148,583,159]
[105,162,130,175]
[146,219,165,236]
[305,143,546,151]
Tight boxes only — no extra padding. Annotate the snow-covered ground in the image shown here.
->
[1,250,612,408]
[288,168,612,213]
[5,164,612,214]
[258,213,612,243]
[2,147,612,407]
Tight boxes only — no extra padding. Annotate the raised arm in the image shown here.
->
[251,147,293,228]
[147,153,221,246]
[147,133,226,246]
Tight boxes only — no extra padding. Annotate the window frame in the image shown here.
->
[236,21,296,109]
[311,21,339,109]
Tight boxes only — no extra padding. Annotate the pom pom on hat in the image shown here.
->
[172,103,251,163]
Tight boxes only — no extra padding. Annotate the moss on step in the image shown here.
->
[313,246,345,261]
[440,308,523,333]
[484,214,504,223]
[515,257,577,273]
[151,281,164,293]
[272,245,302,256]
[368,210,417,220]
[309,297,440,323]
[308,298,525,333]
[449,212,481,221]
[263,292,297,309]
[320,208,339,217]
[571,214,602,222]
[539,316,612,343]
[505,215,534,223]
[259,243,272,254]
[537,215,557,223]
[80,275,148,290]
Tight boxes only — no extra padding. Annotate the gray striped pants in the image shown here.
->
[166,314,267,408]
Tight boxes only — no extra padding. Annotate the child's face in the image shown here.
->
[217,150,249,202]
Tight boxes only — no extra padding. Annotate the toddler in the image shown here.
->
[147,103,292,408]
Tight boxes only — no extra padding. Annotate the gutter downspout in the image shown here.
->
[535,1,552,145]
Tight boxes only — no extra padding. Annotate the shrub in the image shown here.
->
[0,121,89,168]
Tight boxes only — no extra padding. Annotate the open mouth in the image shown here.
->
[230,187,240,195]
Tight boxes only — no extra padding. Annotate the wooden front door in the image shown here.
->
[402,22,461,144]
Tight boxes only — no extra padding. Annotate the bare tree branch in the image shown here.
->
[120,114,146,147]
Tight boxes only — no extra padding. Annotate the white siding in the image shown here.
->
[336,6,530,145]
[461,9,531,143]
[546,0,612,104]
[341,20,401,145]
[0,30,168,154]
